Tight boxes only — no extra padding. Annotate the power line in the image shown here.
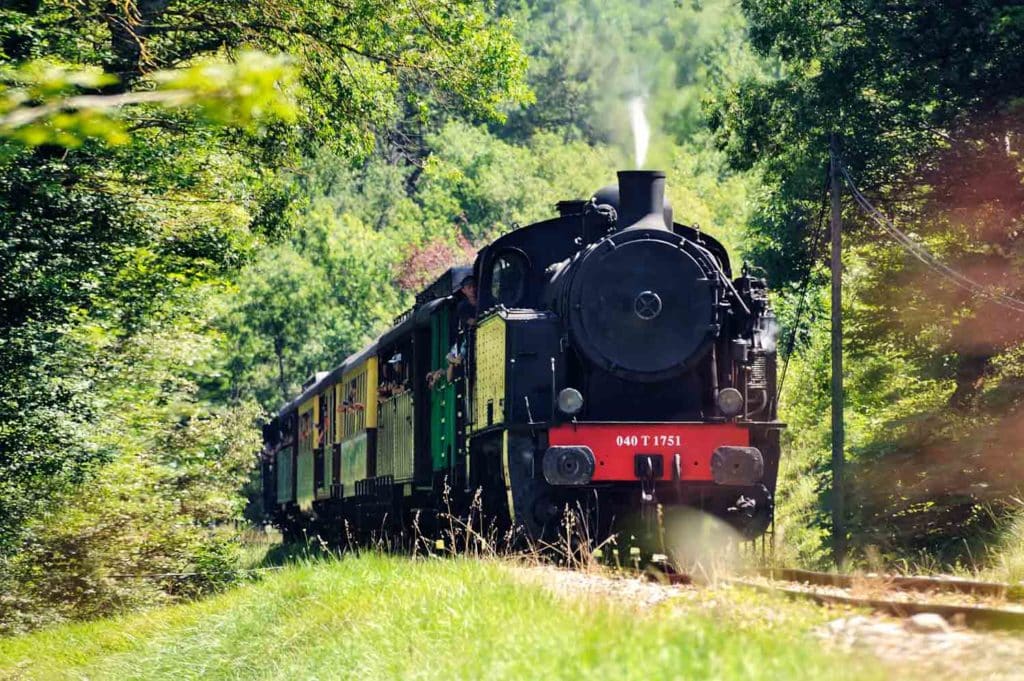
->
[837,161,1024,314]
[776,165,832,402]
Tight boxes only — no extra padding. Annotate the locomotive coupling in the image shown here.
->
[710,446,764,486]
[542,446,596,486]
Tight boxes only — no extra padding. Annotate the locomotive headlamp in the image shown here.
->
[557,388,584,415]
[716,387,744,417]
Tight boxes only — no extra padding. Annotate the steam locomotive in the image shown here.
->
[260,170,782,555]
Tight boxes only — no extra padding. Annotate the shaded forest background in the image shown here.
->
[2,0,1023,632]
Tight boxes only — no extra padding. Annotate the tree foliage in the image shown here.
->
[15,0,1021,617]
[495,0,758,146]
[0,0,527,630]
[712,0,1024,290]
[712,0,1024,564]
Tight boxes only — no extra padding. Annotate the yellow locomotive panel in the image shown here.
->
[472,313,505,431]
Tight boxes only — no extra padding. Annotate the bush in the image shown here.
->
[0,319,261,634]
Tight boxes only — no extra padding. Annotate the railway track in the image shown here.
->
[728,568,1024,631]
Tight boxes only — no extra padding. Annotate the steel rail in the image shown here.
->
[762,567,1011,599]
[734,578,1024,631]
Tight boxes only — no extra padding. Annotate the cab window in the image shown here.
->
[490,251,528,307]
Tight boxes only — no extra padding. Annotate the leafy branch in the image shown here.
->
[0,51,299,149]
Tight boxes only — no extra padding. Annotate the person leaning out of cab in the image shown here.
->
[427,274,477,390]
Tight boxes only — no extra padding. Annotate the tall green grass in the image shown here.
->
[0,555,886,680]
[987,507,1024,584]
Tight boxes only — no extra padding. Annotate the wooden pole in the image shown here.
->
[829,134,847,567]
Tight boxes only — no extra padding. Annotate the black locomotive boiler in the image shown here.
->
[260,170,782,555]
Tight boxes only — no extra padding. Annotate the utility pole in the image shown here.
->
[829,134,847,567]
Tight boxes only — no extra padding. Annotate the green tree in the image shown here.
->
[710,0,1024,563]
[1,304,263,633]
[220,208,403,408]
[494,0,758,146]
[0,0,528,628]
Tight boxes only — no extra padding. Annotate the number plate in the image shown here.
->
[548,422,751,482]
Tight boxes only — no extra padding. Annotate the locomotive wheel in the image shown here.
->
[506,435,559,545]
[511,477,560,544]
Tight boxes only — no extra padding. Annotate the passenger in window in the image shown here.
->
[443,274,477,384]
[445,344,464,383]
[399,356,412,394]
[426,370,444,390]
[456,274,478,330]
[343,379,364,411]
[379,356,396,397]
[320,409,330,443]
[381,353,409,396]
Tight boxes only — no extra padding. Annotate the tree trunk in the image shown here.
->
[104,0,171,86]
[948,353,990,411]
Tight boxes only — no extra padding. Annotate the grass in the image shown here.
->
[987,508,1024,585]
[0,554,890,681]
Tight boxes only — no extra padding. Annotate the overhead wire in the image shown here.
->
[777,150,1024,405]
[837,160,1024,314]
[776,165,832,403]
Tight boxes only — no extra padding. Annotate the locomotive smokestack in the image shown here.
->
[617,170,669,230]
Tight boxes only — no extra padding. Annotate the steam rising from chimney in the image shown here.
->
[628,96,650,169]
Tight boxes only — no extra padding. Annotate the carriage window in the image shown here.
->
[490,252,527,307]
